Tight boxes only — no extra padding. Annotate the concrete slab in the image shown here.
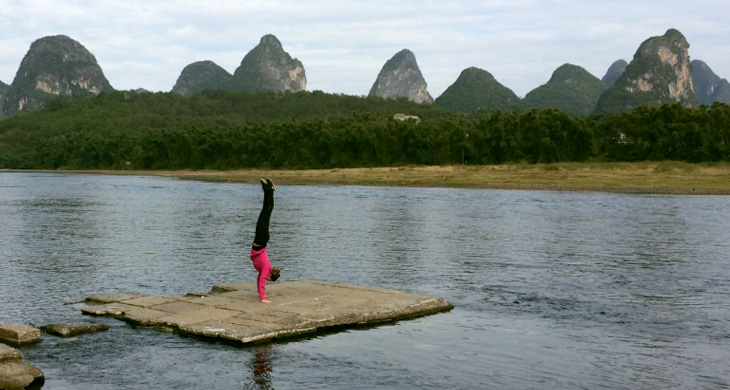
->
[85,291,148,303]
[120,295,178,308]
[41,323,110,337]
[121,307,173,327]
[157,306,239,327]
[81,303,136,316]
[148,300,208,314]
[81,280,453,345]
[0,324,41,345]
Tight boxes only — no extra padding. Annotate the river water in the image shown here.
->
[1,172,729,389]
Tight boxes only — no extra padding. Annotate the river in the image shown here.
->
[1,172,729,389]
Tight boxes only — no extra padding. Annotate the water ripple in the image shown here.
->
[2,172,729,389]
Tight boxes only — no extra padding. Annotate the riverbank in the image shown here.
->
[5,161,730,194]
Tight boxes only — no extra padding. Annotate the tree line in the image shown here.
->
[1,90,729,169]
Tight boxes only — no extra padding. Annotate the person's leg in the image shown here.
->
[253,179,274,248]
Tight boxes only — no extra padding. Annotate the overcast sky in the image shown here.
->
[1,1,728,98]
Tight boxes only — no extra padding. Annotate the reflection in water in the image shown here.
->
[249,345,275,390]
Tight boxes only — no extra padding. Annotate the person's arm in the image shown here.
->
[257,265,273,303]
[257,271,268,302]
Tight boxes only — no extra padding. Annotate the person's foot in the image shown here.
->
[266,178,276,192]
[260,178,267,191]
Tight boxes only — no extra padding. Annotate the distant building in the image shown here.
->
[393,113,421,124]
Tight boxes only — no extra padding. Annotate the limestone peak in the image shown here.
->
[601,60,628,87]
[595,28,695,113]
[0,80,9,117]
[369,49,433,104]
[523,63,606,116]
[691,59,730,105]
[229,34,306,93]
[259,34,283,49]
[3,35,113,115]
[435,67,520,111]
[171,60,232,96]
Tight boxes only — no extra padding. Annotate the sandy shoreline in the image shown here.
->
[4,162,730,195]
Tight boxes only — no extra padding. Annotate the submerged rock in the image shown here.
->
[41,323,110,338]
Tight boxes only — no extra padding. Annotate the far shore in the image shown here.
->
[4,161,730,195]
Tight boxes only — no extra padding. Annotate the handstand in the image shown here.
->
[250,178,281,303]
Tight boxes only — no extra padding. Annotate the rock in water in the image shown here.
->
[369,49,433,104]
[594,29,695,113]
[435,67,520,112]
[601,59,628,87]
[0,324,41,345]
[171,60,232,96]
[41,323,110,337]
[230,34,306,93]
[3,35,113,115]
[0,343,45,390]
[522,63,607,116]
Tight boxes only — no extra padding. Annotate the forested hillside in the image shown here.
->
[1,90,729,169]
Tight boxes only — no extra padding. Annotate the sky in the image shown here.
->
[1,1,728,98]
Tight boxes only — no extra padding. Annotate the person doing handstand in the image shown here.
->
[250,178,281,303]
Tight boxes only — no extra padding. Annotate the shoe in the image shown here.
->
[266,178,276,191]
[260,178,267,191]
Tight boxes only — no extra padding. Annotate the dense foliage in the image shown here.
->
[171,61,232,97]
[1,90,729,169]
[434,67,522,112]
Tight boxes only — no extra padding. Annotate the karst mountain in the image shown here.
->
[1,29,729,117]
[595,29,695,113]
[368,49,433,104]
[2,35,113,116]
[434,67,520,112]
[522,64,607,116]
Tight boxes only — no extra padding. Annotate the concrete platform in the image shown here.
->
[81,280,453,345]
[0,324,41,346]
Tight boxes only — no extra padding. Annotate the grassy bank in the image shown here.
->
[13,161,730,195]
